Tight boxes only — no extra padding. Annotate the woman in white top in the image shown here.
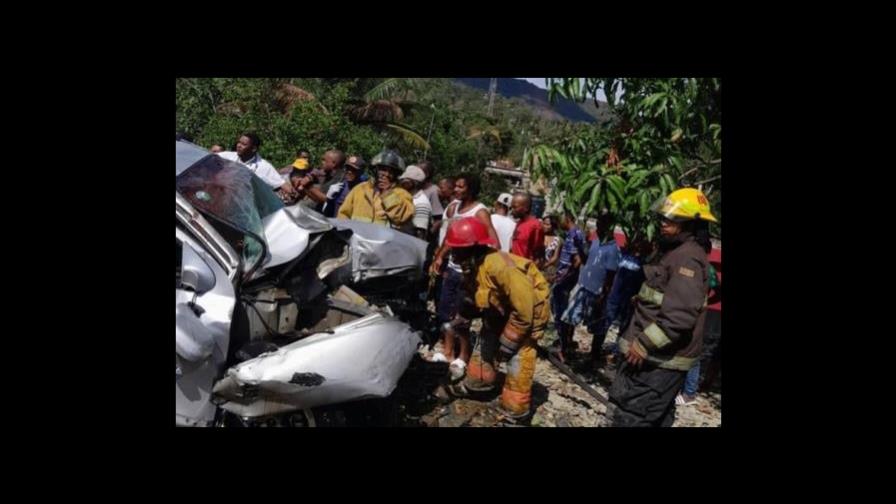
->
[432,175,500,275]
[429,173,500,369]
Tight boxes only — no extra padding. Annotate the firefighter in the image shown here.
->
[608,187,718,427]
[337,149,415,228]
[443,217,550,420]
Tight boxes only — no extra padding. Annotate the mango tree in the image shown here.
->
[522,77,721,245]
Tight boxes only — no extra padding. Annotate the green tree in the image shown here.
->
[344,78,431,153]
[524,78,721,244]
[176,78,385,168]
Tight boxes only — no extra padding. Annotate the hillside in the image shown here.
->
[453,78,613,124]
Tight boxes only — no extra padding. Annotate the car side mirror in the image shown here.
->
[180,244,216,294]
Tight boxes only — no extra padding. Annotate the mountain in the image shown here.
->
[453,78,613,124]
[576,99,614,124]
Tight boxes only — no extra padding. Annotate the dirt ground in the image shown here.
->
[401,321,721,428]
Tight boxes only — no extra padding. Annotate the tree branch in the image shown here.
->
[693,174,722,186]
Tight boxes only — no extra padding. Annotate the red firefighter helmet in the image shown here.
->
[445,216,498,248]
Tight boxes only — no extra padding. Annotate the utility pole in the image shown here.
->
[424,103,436,161]
[487,77,497,117]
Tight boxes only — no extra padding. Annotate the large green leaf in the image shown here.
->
[605,78,617,109]
[663,173,676,194]
[627,170,650,191]
[587,181,603,214]
[639,191,650,214]
[607,187,620,212]
[570,78,580,99]
[607,175,626,202]
[644,92,663,109]
[383,123,430,150]
[585,155,600,175]
[364,78,415,101]
[668,155,683,173]
[547,80,560,103]
[575,177,599,202]
[656,96,669,118]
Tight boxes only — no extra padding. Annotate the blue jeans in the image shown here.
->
[551,276,576,322]
[560,284,599,331]
[592,267,646,353]
[550,275,577,349]
[683,362,701,396]
[681,309,722,395]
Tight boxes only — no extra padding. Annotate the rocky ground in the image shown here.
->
[400,321,721,428]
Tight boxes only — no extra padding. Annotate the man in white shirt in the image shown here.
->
[217,132,294,194]
[416,161,445,218]
[490,192,517,253]
[398,165,433,241]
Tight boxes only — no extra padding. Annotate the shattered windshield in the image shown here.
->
[176,154,284,272]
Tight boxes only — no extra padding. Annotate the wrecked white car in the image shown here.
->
[176,140,425,427]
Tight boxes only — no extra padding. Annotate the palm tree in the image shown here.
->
[467,122,504,167]
[346,78,430,152]
[272,82,329,115]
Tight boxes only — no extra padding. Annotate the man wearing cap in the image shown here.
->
[398,165,433,240]
[279,149,311,175]
[322,155,368,218]
[337,149,415,228]
[510,192,545,262]
[282,157,323,207]
[490,192,517,253]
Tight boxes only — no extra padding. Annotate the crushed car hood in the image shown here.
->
[328,219,428,282]
[212,313,421,417]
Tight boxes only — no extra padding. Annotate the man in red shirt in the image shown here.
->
[510,192,545,263]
